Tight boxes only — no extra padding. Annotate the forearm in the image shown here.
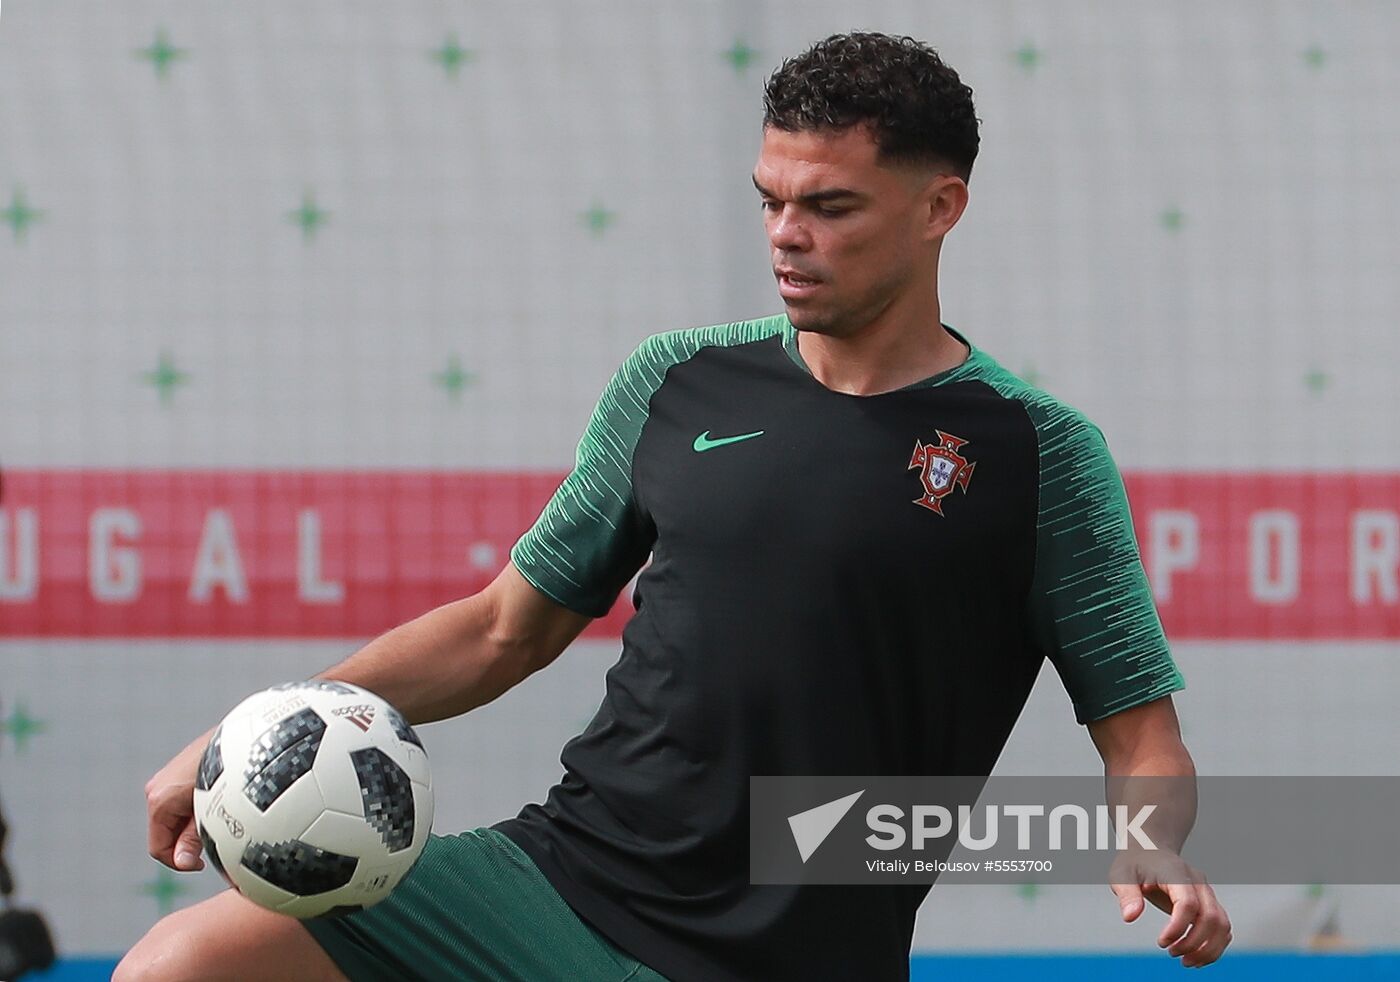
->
[163,594,508,771]
[314,591,533,725]
[1105,744,1197,854]
[1093,705,1230,963]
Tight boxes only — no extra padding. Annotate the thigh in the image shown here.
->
[304,828,648,982]
[115,889,344,982]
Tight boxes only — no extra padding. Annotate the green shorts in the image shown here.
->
[302,828,668,982]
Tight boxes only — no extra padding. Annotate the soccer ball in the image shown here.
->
[192,680,433,918]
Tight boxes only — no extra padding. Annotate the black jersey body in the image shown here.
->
[497,316,1183,981]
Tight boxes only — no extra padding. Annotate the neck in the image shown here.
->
[795,287,967,396]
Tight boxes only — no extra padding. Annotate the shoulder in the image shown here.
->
[961,348,1109,462]
[587,315,789,425]
[620,315,788,375]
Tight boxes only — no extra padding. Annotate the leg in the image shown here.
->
[113,889,347,982]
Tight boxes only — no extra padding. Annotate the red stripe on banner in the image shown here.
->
[0,470,629,639]
[0,470,1397,640]
[1124,472,1400,639]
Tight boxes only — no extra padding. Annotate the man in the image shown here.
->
[117,32,1230,981]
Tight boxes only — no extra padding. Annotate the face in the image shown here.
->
[753,125,965,337]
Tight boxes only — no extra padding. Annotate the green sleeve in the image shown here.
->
[510,317,787,617]
[510,348,657,617]
[1025,407,1185,723]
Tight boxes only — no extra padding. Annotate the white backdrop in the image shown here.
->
[1,0,1397,960]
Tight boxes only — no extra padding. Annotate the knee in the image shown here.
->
[113,916,195,982]
[111,947,148,982]
[112,893,343,982]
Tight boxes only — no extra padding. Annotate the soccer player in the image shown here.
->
[118,32,1231,981]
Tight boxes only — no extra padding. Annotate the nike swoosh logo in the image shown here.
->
[693,429,765,452]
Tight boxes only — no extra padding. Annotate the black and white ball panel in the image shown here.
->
[351,747,415,852]
[384,704,424,750]
[243,707,326,812]
[195,723,224,792]
[198,822,228,880]
[240,838,359,896]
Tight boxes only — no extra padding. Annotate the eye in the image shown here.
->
[815,205,848,218]
[760,198,781,213]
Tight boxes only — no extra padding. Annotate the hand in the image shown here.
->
[144,733,213,872]
[1110,849,1232,968]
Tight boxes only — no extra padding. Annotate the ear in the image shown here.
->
[922,175,969,241]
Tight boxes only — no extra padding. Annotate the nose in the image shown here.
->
[766,204,811,253]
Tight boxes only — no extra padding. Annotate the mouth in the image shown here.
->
[775,268,823,300]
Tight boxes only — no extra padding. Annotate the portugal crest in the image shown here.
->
[908,431,975,516]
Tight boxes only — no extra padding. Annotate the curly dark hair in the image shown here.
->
[763,32,980,180]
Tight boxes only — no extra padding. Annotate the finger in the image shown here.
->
[147,802,188,867]
[1165,881,1216,956]
[1179,884,1231,966]
[1183,927,1233,968]
[1166,899,1214,958]
[174,816,206,871]
[1111,882,1145,923]
[1179,911,1230,969]
[1157,882,1200,949]
[1143,882,1174,917]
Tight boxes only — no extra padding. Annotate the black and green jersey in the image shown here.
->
[496,316,1183,982]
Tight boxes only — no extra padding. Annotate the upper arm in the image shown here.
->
[509,344,657,618]
[1025,408,1185,723]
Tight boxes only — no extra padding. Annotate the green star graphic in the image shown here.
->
[723,39,759,74]
[143,351,190,405]
[1304,369,1328,393]
[581,201,616,237]
[287,191,330,242]
[1159,206,1185,232]
[430,35,474,77]
[1,702,46,753]
[1,188,43,244]
[1014,43,1041,71]
[1302,46,1327,69]
[1016,882,1041,902]
[433,356,476,399]
[1019,365,1043,386]
[135,29,187,79]
[138,867,193,916]
[1305,883,1325,899]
